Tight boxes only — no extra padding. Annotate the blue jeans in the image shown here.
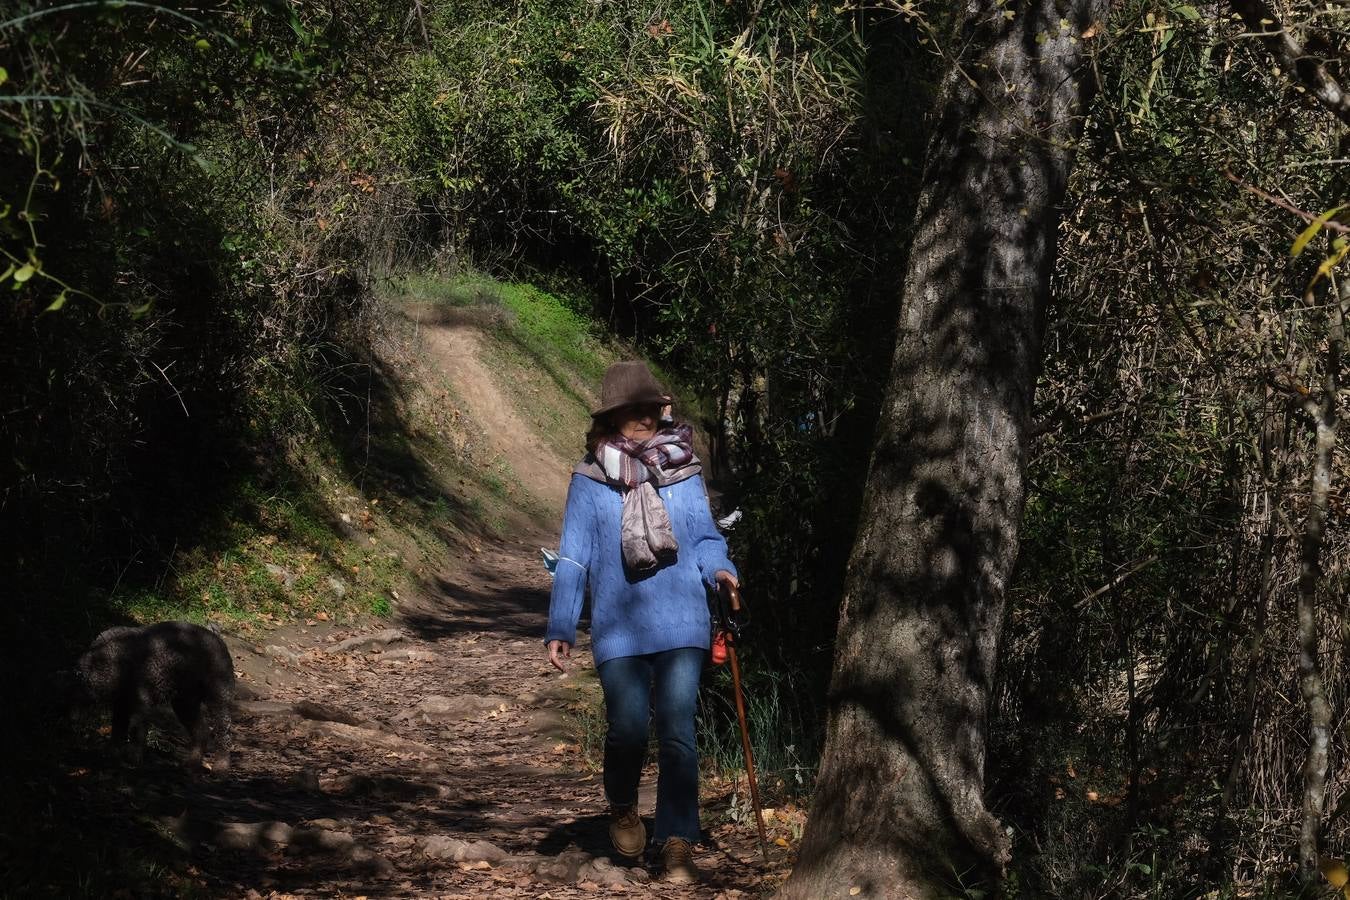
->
[596,647,704,844]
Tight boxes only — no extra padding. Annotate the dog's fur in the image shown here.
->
[71,621,235,767]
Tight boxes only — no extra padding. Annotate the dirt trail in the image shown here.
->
[186,536,784,897]
[103,314,788,897]
[413,306,573,514]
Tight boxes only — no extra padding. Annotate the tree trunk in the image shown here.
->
[1294,277,1345,880]
[782,1,1110,896]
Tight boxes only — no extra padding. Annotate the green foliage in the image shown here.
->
[495,282,610,385]
[0,0,410,599]
[698,661,817,797]
[995,0,1350,892]
[18,0,1349,892]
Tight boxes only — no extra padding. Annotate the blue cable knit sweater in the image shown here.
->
[544,471,737,666]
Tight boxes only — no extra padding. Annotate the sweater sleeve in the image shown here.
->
[688,475,738,588]
[544,475,596,646]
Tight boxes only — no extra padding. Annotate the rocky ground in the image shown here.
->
[36,537,795,898]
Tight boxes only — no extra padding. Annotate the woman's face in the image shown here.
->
[613,403,662,440]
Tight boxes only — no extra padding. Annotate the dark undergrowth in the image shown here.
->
[0,280,535,899]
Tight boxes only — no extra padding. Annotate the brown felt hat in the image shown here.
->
[592,361,671,419]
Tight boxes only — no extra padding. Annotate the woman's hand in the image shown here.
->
[715,570,739,590]
[547,639,572,672]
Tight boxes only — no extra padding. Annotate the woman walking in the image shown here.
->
[544,360,738,884]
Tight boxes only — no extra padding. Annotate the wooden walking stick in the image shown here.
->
[718,582,771,865]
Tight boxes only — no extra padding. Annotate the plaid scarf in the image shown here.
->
[594,423,699,488]
[575,425,702,571]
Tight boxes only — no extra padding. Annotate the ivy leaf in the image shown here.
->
[13,263,36,283]
[0,67,8,87]
[44,291,68,312]
[1173,5,1201,20]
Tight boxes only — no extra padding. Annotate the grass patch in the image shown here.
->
[108,450,413,633]
[392,271,611,398]
[493,281,611,385]
[392,271,503,307]
[698,664,817,803]
[391,272,609,382]
[478,335,594,464]
[561,667,607,774]
[389,270,709,447]
[389,269,621,479]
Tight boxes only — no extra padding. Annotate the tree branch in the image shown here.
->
[1029,405,1127,437]
[1075,555,1159,611]
[1224,169,1350,234]
[1229,0,1350,126]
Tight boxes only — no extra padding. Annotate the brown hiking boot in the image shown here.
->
[609,806,646,859]
[660,837,699,883]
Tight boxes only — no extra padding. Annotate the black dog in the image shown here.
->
[67,621,236,768]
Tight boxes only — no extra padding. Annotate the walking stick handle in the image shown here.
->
[722,581,742,614]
